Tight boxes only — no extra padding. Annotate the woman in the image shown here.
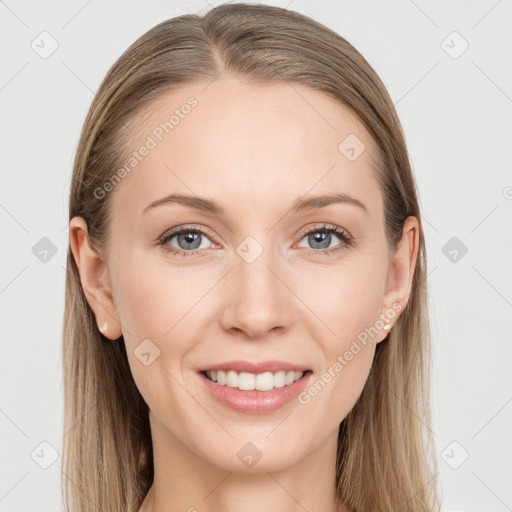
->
[63,3,440,511]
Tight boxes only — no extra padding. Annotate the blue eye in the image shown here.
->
[156,223,353,258]
[157,226,214,257]
[297,224,353,256]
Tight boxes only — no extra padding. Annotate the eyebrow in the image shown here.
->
[142,192,368,216]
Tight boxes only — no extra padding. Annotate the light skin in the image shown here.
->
[69,75,419,512]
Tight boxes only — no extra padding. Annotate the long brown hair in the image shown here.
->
[62,3,440,510]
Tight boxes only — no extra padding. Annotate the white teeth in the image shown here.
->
[226,370,238,388]
[255,372,274,391]
[216,371,226,385]
[238,372,255,390]
[205,369,305,391]
[274,370,285,388]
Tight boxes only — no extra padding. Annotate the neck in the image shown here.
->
[139,410,350,512]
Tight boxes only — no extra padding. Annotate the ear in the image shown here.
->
[68,216,123,340]
[376,215,420,343]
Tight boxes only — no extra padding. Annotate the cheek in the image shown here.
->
[111,257,205,436]
[112,249,205,343]
[111,251,216,385]
[295,254,386,349]
[293,257,385,413]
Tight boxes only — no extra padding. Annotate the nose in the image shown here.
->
[219,244,293,340]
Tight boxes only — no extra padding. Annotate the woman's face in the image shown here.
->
[77,75,415,473]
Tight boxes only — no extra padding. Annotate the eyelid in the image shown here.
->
[295,222,352,241]
[293,223,354,256]
[161,224,216,241]
[157,222,354,257]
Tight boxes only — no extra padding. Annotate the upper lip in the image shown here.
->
[199,360,311,374]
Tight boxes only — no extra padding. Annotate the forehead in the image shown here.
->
[111,75,383,223]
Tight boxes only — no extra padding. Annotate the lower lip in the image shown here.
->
[199,371,313,414]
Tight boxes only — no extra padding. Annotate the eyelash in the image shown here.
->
[156,223,354,258]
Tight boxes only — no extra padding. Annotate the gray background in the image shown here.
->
[1,0,511,510]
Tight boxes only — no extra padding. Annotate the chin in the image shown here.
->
[197,435,309,474]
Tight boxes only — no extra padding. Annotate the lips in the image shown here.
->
[197,360,313,414]
[199,360,311,374]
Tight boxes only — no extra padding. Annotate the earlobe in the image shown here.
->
[68,216,122,340]
[375,318,393,345]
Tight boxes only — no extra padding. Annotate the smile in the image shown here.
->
[199,366,313,414]
[205,369,304,391]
